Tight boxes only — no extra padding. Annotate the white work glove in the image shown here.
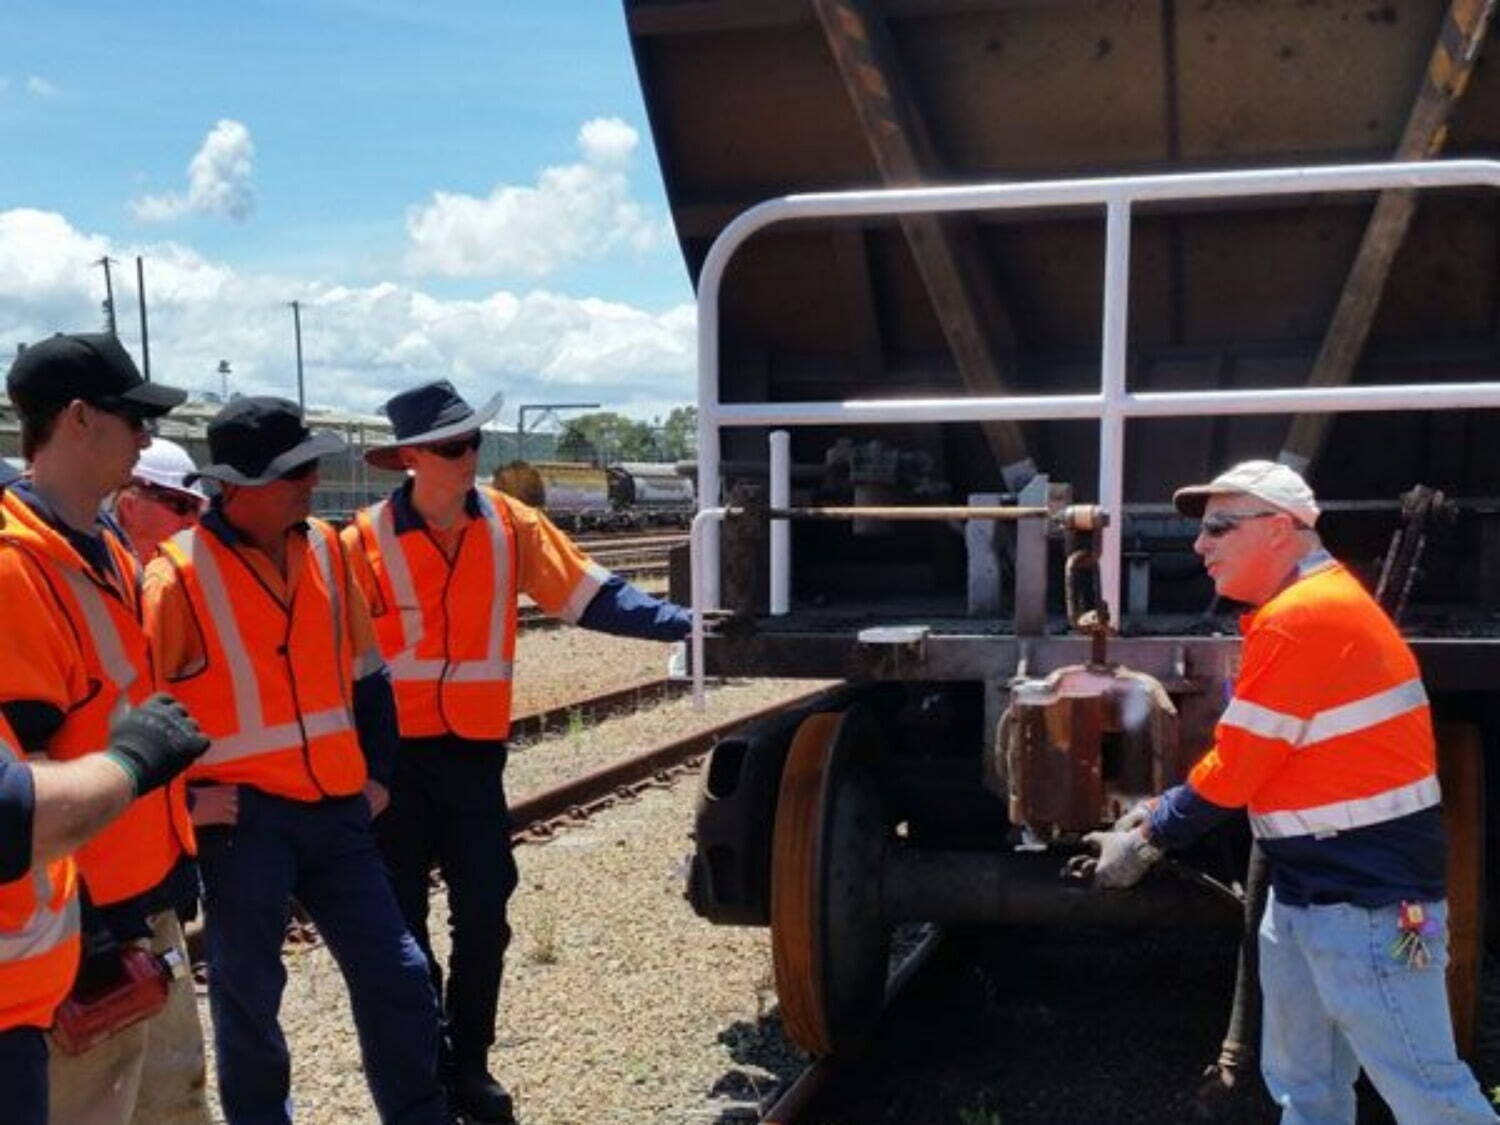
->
[1071,828,1163,890]
[1111,799,1155,834]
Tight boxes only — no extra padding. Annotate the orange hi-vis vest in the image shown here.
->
[0,713,80,1031]
[157,519,365,801]
[1188,557,1437,841]
[0,490,193,907]
[348,486,607,741]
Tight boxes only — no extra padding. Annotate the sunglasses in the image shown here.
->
[1199,510,1282,539]
[279,460,318,482]
[133,482,202,519]
[94,402,156,436]
[420,432,482,460]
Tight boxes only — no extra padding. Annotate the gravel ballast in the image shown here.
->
[195,658,822,1123]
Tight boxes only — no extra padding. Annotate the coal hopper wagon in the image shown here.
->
[625,0,1500,1071]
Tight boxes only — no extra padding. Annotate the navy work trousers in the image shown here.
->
[197,789,445,1124]
[376,737,518,1069]
[0,1026,47,1124]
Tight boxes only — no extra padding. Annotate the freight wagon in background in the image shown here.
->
[492,459,696,529]
[625,0,1500,1086]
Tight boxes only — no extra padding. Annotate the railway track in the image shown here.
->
[760,927,945,1125]
[193,683,821,966]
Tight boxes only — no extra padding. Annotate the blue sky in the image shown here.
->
[0,1,697,420]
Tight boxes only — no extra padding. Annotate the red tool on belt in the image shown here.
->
[51,946,185,1056]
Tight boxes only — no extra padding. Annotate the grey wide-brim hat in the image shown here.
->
[187,395,349,486]
[364,380,502,471]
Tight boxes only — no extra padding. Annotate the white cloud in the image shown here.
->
[0,208,695,418]
[404,116,665,280]
[25,76,59,98]
[131,119,255,224]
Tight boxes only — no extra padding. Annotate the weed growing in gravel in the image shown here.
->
[957,1099,1003,1125]
[526,911,560,965]
[566,706,586,740]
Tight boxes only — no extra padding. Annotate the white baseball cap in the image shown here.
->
[1173,460,1320,527]
[133,437,207,499]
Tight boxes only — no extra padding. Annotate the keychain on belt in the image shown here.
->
[1390,901,1438,969]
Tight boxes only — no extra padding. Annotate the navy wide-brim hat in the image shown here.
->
[188,396,347,486]
[364,380,502,471]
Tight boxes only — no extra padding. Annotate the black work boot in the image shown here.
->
[448,1065,516,1124]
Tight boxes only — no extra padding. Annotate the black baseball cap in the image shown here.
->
[190,396,346,486]
[6,332,186,418]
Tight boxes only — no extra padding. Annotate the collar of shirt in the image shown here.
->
[201,500,312,604]
[390,478,481,536]
[1240,548,1340,635]
[9,478,122,585]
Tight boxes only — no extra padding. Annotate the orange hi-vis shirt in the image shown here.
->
[0,711,80,1031]
[1158,553,1445,905]
[1188,559,1436,832]
[0,489,194,908]
[343,484,610,741]
[145,516,378,802]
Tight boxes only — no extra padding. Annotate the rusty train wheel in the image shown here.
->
[770,706,890,1057]
[1439,722,1486,1059]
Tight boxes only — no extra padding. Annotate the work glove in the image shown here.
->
[104,693,210,797]
[1112,798,1155,834]
[1068,828,1163,890]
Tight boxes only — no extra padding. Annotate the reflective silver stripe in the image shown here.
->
[388,655,513,684]
[0,868,78,962]
[204,706,353,766]
[307,526,351,710]
[1302,678,1428,747]
[1220,678,1430,750]
[1220,698,1306,745]
[471,491,514,670]
[54,567,138,726]
[186,531,265,736]
[369,501,424,651]
[558,561,611,625]
[1250,773,1441,840]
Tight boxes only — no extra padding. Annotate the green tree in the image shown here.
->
[658,405,697,461]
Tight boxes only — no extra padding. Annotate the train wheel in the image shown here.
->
[1439,722,1486,1058]
[770,705,890,1057]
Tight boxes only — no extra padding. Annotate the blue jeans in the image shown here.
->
[1259,891,1497,1124]
[197,789,445,1124]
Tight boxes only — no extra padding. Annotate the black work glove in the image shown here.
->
[103,693,210,797]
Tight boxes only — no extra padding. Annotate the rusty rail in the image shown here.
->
[510,687,828,841]
[759,926,944,1124]
[508,676,693,743]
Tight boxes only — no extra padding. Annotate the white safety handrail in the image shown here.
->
[691,159,1500,704]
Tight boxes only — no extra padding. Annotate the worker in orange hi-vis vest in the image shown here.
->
[0,699,209,1125]
[1072,460,1496,1125]
[342,380,691,1123]
[143,397,447,1125]
[111,438,207,566]
[0,332,211,1125]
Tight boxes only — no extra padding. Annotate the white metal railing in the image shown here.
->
[691,159,1500,703]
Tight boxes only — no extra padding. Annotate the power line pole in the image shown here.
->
[288,300,305,410]
[135,256,151,380]
[95,256,118,335]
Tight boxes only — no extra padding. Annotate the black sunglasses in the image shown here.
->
[279,460,318,482]
[421,432,482,460]
[1199,510,1282,539]
[132,482,202,519]
[93,401,156,435]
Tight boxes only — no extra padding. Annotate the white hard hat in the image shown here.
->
[1173,459,1320,527]
[133,437,207,499]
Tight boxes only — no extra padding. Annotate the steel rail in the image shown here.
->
[693,158,1500,620]
[758,926,945,1125]
[508,687,830,839]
